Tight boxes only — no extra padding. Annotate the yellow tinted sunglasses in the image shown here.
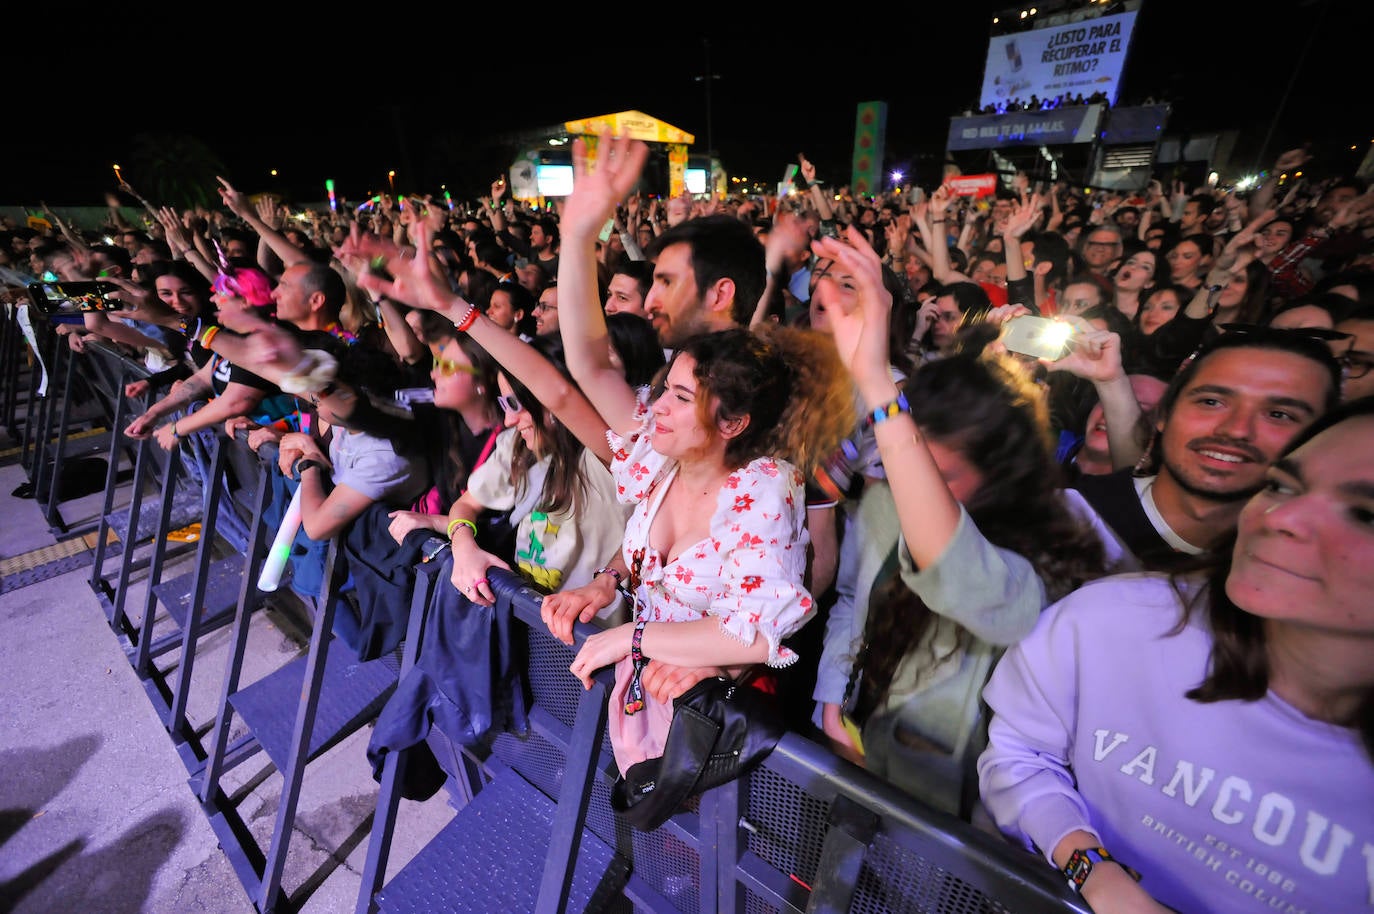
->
[433,356,478,377]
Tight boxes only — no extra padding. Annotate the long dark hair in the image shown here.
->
[854,346,1111,722]
[507,335,590,517]
[1176,396,1374,761]
[606,311,667,389]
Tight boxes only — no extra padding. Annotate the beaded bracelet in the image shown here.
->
[446,517,478,541]
[863,392,910,429]
[593,566,623,586]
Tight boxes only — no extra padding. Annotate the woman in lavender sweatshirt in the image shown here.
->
[978,397,1374,914]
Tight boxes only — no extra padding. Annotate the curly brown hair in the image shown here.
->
[675,325,855,477]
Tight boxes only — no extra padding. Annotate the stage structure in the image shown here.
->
[507,110,724,203]
[945,0,1173,191]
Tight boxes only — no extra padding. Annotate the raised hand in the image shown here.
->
[562,131,649,240]
[1328,188,1374,232]
[216,176,252,219]
[1225,208,1275,255]
[765,208,811,274]
[928,184,953,218]
[1047,318,1125,384]
[255,195,283,230]
[1003,193,1044,239]
[812,225,892,392]
[351,221,457,315]
[157,206,191,254]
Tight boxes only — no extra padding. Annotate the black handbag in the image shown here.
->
[610,672,785,832]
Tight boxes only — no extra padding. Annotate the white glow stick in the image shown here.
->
[257,485,303,593]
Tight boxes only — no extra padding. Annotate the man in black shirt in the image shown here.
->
[1072,329,1340,569]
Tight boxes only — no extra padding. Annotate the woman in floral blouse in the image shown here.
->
[553,328,850,772]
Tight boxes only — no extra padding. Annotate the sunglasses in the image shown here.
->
[1176,323,1352,374]
[1218,323,1353,346]
[432,356,478,377]
[497,394,524,415]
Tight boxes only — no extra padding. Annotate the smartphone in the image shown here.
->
[26,280,124,315]
[598,218,615,243]
[1001,315,1075,361]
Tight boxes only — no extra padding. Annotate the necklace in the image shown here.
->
[322,321,358,346]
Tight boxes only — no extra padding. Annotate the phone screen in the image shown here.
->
[27,280,123,315]
[1000,315,1075,361]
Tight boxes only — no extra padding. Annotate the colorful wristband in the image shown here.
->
[863,392,910,429]
[446,517,478,541]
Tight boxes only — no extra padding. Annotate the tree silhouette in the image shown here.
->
[126,133,226,211]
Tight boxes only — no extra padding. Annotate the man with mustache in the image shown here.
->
[1071,329,1340,569]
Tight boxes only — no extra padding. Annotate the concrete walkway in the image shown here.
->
[0,441,455,913]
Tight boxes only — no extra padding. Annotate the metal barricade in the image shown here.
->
[358,569,1092,914]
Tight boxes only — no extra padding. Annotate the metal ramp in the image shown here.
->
[194,439,404,914]
[230,644,398,773]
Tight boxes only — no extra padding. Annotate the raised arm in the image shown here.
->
[216,176,311,270]
[555,132,651,438]
[799,154,834,223]
[1047,322,1147,471]
[156,207,218,283]
[753,207,810,328]
[815,225,963,570]
[921,185,970,284]
[345,222,614,463]
[1001,193,1046,312]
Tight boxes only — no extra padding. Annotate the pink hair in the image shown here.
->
[213,266,275,307]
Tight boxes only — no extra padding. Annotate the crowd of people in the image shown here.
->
[3,135,1372,913]
[972,88,1115,115]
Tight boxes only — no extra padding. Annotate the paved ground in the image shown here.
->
[0,427,456,913]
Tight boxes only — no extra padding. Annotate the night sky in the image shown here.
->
[9,1,1366,208]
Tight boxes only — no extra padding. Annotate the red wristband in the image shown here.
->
[455,302,478,333]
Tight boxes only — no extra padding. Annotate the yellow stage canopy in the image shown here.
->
[562,111,695,145]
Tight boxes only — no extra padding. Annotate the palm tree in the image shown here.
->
[126,133,226,211]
